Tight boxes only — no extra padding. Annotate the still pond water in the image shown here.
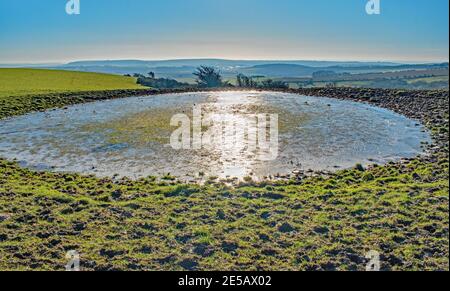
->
[0,91,430,181]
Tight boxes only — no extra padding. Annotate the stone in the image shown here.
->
[179,259,199,270]
[278,223,295,233]
[221,241,239,253]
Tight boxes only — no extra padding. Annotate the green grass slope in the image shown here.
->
[0,68,142,98]
[0,68,146,119]
[0,79,448,271]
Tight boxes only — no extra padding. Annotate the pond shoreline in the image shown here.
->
[0,87,448,271]
[0,91,430,182]
[1,87,447,183]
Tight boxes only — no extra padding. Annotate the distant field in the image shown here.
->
[407,75,449,84]
[284,75,449,90]
[0,68,143,98]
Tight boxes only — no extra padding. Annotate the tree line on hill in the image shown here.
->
[128,66,288,90]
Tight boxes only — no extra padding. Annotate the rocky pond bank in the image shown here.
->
[0,87,448,271]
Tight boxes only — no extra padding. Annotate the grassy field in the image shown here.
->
[407,76,449,84]
[0,69,448,271]
[0,156,448,271]
[0,69,146,119]
[0,68,143,98]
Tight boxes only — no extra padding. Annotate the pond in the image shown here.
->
[0,91,431,181]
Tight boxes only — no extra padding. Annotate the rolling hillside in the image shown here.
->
[0,68,143,98]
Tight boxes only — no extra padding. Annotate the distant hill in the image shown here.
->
[238,64,317,77]
[58,59,448,78]
[3,59,447,82]
[63,59,402,69]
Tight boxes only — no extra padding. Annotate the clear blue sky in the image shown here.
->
[0,0,448,63]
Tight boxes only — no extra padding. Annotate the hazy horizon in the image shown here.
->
[1,0,449,64]
[0,57,448,67]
